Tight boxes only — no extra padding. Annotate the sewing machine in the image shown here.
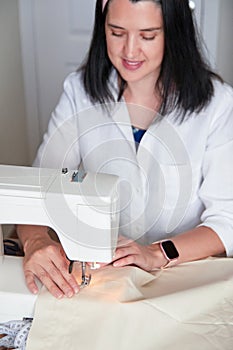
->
[0,164,119,322]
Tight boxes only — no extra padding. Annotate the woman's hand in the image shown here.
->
[18,225,79,299]
[112,235,166,271]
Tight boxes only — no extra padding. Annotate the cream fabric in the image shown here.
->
[27,258,233,350]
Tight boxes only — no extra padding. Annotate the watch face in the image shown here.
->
[161,240,179,260]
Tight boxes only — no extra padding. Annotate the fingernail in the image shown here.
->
[74,286,79,294]
[67,291,74,298]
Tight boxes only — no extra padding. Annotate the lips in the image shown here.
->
[122,59,143,70]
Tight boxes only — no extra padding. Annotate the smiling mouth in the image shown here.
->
[122,59,143,70]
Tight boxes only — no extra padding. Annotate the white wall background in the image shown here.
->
[216,0,233,84]
[0,0,232,166]
[202,0,233,85]
[0,0,29,165]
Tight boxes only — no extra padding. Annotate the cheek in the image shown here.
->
[150,41,164,63]
[106,41,121,61]
[158,37,165,59]
[106,33,122,54]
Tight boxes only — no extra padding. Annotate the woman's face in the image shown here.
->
[105,0,164,85]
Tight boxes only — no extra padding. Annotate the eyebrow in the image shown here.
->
[107,23,162,32]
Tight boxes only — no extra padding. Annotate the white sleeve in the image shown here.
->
[198,84,233,256]
[33,74,81,170]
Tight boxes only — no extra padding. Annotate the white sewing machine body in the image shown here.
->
[0,165,119,322]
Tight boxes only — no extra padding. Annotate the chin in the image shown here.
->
[118,70,144,83]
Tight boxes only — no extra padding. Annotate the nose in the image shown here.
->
[124,34,139,59]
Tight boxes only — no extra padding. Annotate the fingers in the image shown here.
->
[23,243,79,299]
[84,236,135,270]
[52,251,79,295]
[25,267,68,299]
[113,241,138,267]
[117,236,134,250]
[25,260,79,299]
[112,240,152,270]
[24,270,39,295]
[113,254,137,268]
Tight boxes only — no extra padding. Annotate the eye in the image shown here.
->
[111,31,124,37]
[141,28,163,41]
[142,36,156,41]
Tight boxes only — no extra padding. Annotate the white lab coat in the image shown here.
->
[34,71,233,255]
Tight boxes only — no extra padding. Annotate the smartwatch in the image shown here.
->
[159,240,179,269]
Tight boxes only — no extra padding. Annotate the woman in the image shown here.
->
[17,0,233,299]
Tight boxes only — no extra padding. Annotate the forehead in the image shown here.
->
[106,0,163,29]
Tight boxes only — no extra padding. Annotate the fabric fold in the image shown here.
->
[26,259,233,350]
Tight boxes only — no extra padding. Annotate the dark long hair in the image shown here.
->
[80,0,222,121]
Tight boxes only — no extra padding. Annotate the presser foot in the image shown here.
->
[68,260,91,288]
[80,262,91,288]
